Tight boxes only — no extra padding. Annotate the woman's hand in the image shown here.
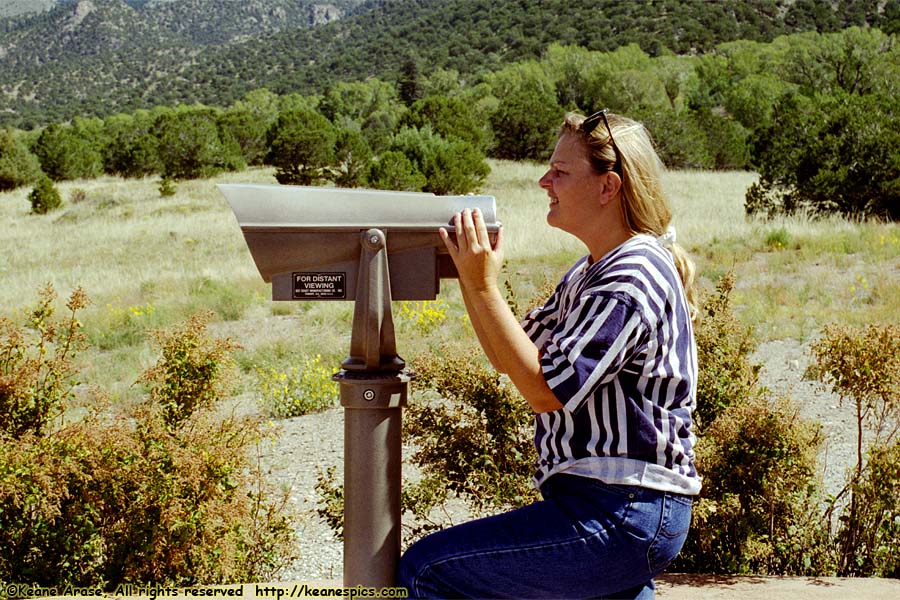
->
[439,207,505,293]
[439,208,562,414]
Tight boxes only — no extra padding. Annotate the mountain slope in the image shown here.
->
[0,0,58,19]
[0,0,362,127]
[0,0,893,128]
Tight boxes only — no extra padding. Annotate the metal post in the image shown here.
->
[338,372,409,587]
[334,228,410,587]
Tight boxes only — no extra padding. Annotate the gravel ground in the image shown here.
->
[256,339,854,582]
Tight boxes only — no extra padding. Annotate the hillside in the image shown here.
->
[0,0,365,127]
[0,0,896,128]
[0,0,57,19]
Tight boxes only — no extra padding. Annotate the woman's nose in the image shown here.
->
[539,171,552,189]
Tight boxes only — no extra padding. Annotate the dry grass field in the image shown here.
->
[1,161,898,405]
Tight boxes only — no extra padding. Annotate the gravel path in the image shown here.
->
[257,339,854,582]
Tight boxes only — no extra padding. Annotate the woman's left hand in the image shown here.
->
[439,207,504,293]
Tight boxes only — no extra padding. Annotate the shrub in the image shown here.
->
[265,107,337,185]
[675,394,828,575]
[0,296,294,588]
[747,92,900,221]
[0,128,42,191]
[0,395,293,589]
[809,323,900,575]
[674,274,831,575]
[31,123,103,181]
[159,175,176,197]
[389,126,490,195]
[487,63,563,161]
[138,312,239,430]
[314,340,538,542]
[809,324,900,462]
[400,95,488,152]
[0,284,89,438]
[257,354,338,419]
[843,439,900,577]
[401,342,539,530]
[331,128,372,188]
[28,176,62,214]
[102,112,162,178]
[366,150,426,192]
[217,108,269,167]
[314,466,345,541]
[692,272,761,430]
[154,107,244,181]
[637,107,714,170]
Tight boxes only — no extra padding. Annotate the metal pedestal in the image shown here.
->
[337,371,410,587]
[338,228,409,587]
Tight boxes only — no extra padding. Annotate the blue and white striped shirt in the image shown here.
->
[522,235,701,495]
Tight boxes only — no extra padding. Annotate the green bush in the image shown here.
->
[400,95,489,152]
[487,62,563,161]
[102,112,162,178]
[331,128,372,188]
[366,150,426,192]
[0,408,293,587]
[28,176,62,215]
[843,439,900,577]
[138,312,239,430]
[0,285,89,439]
[314,466,345,541]
[404,342,538,521]
[809,323,900,575]
[0,295,294,588]
[155,108,242,181]
[265,107,337,185]
[389,126,490,195]
[675,394,829,575]
[31,123,103,181]
[314,340,538,542]
[674,275,830,575]
[217,108,270,167]
[0,128,43,191]
[159,175,177,197]
[692,272,760,430]
[747,92,900,221]
[638,107,714,170]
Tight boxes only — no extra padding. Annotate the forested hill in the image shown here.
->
[0,0,365,127]
[1,0,897,129]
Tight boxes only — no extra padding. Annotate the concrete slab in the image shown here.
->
[656,573,900,600]
[37,576,899,599]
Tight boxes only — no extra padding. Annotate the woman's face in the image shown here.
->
[538,133,612,240]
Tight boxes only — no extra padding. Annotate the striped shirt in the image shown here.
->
[521,235,701,495]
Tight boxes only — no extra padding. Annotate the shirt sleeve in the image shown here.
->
[520,285,563,351]
[538,292,648,414]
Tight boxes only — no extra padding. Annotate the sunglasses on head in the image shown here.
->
[581,108,621,172]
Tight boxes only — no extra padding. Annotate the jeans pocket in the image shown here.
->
[647,493,692,574]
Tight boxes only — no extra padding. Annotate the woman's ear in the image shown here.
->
[597,171,623,206]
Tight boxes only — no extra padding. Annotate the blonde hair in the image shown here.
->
[561,111,697,319]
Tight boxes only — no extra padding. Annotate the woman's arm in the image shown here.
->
[459,280,505,372]
[440,208,563,414]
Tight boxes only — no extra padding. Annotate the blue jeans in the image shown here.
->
[397,473,692,599]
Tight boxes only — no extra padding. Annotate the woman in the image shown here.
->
[397,110,701,599]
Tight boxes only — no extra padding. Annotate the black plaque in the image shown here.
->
[293,272,346,299]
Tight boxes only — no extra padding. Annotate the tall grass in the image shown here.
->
[2,163,898,398]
